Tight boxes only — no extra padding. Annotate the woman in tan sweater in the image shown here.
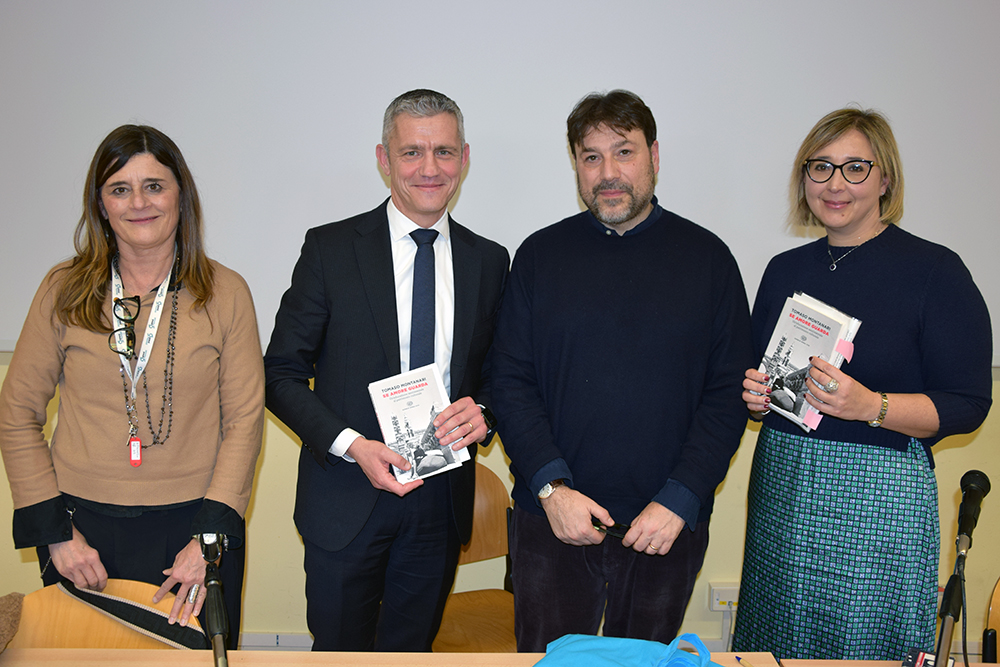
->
[0,125,264,647]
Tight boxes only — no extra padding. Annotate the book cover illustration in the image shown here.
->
[368,364,469,482]
[758,292,861,431]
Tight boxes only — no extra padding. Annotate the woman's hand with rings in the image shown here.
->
[154,539,208,626]
[805,356,881,422]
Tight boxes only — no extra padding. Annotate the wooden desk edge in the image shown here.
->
[0,649,778,666]
[782,662,991,667]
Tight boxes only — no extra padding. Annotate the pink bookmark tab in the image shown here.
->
[803,410,823,430]
[835,339,855,363]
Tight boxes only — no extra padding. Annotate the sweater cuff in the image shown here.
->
[529,458,574,508]
[191,499,245,549]
[652,480,701,531]
[12,496,73,549]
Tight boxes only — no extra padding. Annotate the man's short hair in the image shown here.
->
[567,90,656,157]
[381,89,465,149]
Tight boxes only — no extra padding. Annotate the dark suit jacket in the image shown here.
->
[264,200,509,552]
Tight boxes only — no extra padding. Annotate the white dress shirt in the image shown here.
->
[329,199,455,458]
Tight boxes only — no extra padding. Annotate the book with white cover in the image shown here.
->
[758,292,862,432]
[368,364,469,482]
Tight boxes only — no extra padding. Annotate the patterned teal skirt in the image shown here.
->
[731,425,939,660]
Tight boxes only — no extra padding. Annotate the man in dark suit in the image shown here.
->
[264,89,509,651]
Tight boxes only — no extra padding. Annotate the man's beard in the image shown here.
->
[579,169,654,227]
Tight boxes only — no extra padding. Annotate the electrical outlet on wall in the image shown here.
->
[710,583,739,611]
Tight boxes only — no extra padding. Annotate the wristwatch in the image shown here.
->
[196,533,227,563]
[867,392,889,428]
[538,479,566,500]
[477,404,498,442]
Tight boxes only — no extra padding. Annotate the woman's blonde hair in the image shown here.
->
[789,107,904,227]
[54,125,214,332]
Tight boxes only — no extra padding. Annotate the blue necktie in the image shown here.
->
[409,229,438,369]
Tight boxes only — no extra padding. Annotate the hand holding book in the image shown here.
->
[753,292,862,432]
[742,368,772,418]
[801,355,884,424]
[432,395,489,450]
[345,436,424,497]
[367,364,471,483]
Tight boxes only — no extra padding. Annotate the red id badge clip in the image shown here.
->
[129,436,142,467]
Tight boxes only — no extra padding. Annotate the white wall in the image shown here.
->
[1,0,998,363]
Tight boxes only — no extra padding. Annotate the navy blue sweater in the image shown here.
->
[754,224,992,459]
[492,201,753,526]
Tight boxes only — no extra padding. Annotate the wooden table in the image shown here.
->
[782,662,898,667]
[782,662,990,667]
[782,662,899,667]
[716,652,780,667]
[0,649,540,666]
[0,649,778,666]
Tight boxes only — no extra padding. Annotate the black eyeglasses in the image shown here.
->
[109,296,141,359]
[803,159,877,185]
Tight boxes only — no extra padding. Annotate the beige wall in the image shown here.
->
[1,353,997,644]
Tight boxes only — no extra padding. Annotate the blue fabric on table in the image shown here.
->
[536,632,723,667]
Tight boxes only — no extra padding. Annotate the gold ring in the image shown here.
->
[648,545,657,551]
[467,422,474,432]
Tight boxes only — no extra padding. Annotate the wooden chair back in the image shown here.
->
[432,462,516,652]
[458,462,512,565]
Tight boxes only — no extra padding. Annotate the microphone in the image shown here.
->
[956,470,990,555]
[935,470,991,667]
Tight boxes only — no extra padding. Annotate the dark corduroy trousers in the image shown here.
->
[510,503,709,652]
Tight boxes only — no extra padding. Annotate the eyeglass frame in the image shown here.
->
[108,296,141,359]
[803,158,878,185]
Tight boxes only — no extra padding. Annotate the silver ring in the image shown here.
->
[187,584,200,604]
[823,378,840,392]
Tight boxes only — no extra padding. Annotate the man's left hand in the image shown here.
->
[434,397,489,449]
[622,502,685,556]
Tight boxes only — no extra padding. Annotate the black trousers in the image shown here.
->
[509,503,710,652]
[302,473,460,651]
[37,499,244,649]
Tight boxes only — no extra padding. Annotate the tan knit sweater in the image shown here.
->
[0,260,264,516]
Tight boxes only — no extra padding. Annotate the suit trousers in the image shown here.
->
[37,498,245,649]
[509,503,709,652]
[303,471,460,651]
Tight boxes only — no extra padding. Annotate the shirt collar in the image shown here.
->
[386,198,451,243]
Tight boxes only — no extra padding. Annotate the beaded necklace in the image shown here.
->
[113,255,178,454]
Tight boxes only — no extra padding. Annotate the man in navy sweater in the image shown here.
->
[491,90,753,651]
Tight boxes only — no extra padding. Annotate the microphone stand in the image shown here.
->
[935,551,964,667]
[200,534,229,667]
[936,468,990,667]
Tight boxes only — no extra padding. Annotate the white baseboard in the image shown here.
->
[235,633,986,657]
[239,633,313,651]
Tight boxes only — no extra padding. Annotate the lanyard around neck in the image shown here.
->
[111,259,174,399]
